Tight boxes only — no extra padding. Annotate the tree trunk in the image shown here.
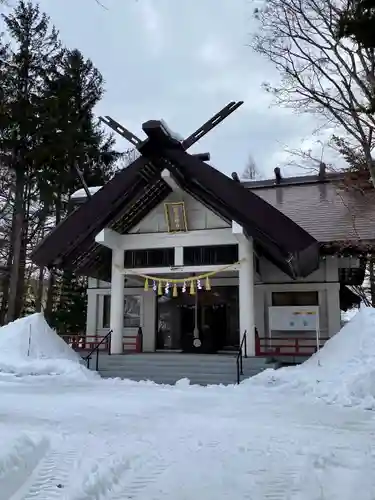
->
[369,258,375,307]
[362,146,375,187]
[14,180,33,317]
[369,161,375,188]
[45,195,62,321]
[44,271,55,320]
[7,173,25,322]
[14,217,28,317]
[0,249,12,325]
[35,266,44,312]
[58,270,71,312]
[0,198,18,324]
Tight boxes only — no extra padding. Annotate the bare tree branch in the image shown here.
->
[252,0,375,184]
[94,0,109,10]
[241,154,264,180]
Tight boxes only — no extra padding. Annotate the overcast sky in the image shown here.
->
[16,0,329,177]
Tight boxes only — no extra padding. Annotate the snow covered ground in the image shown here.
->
[253,307,375,410]
[0,311,375,499]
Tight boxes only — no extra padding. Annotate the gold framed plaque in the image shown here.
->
[164,201,188,233]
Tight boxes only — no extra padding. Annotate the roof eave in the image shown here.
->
[164,149,320,279]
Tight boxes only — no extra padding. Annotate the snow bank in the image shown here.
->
[251,307,375,409]
[0,313,95,380]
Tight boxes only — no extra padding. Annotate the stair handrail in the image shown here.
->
[83,330,112,371]
[236,330,247,384]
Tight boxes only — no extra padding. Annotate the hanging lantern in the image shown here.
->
[190,280,196,295]
[205,276,211,291]
[165,281,170,295]
[173,283,178,297]
[153,280,157,292]
[182,281,187,293]
[157,280,163,296]
[144,278,149,291]
[197,279,202,290]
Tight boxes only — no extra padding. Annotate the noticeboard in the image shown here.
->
[268,306,319,332]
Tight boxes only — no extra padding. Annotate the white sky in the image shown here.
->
[4,0,333,177]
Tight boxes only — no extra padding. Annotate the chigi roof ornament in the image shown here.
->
[99,101,243,157]
[31,100,320,281]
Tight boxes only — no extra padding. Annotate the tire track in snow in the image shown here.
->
[251,441,375,500]
[0,435,49,500]
[113,438,234,500]
[61,438,169,500]
[6,435,92,500]
[110,457,169,500]
[251,465,302,500]
[297,446,375,500]
[16,446,80,500]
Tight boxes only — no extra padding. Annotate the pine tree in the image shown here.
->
[39,48,119,334]
[0,1,61,321]
[51,272,88,335]
[0,2,118,329]
[241,155,263,180]
[338,0,375,49]
[338,0,375,114]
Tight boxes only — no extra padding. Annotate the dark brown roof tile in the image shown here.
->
[251,181,375,243]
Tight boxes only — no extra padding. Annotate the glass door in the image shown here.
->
[156,295,182,350]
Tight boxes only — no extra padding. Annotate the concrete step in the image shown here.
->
[88,353,274,385]
[99,370,264,382]
[98,363,266,373]
[95,354,271,367]
[98,371,261,385]
[98,361,242,372]
[97,368,271,379]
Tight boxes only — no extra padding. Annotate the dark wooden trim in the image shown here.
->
[31,144,320,280]
[164,149,319,277]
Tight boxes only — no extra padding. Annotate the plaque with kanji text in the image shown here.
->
[164,202,188,232]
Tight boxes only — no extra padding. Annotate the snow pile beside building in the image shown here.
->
[0,313,95,379]
[251,307,375,409]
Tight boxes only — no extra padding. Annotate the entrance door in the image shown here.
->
[180,301,227,353]
[202,305,227,352]
[155,286,238,353]
[180,304,201,352]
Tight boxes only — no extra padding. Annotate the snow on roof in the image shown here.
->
[159,119,184,142]
[71,186,103,199]
[251,307,375,409]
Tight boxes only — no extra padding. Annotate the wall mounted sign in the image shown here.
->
[268,305,321,351]
[164,201,188,233]
[268,306,319,331]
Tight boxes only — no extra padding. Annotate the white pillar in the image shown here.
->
[85,290,98,335]
[238,237,255,356]
[327,282,341,337]
[109,248,124,354]
[325,256,341,337]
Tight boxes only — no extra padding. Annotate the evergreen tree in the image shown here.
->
[51,272,88,335]
[39,48,119,334]
[241,155,263,180]
[338,0,375,114]
[0,2,119,330]
[338,0,375,49]
[0,0,60,321]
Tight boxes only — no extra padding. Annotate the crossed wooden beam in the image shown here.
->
[99,101,244,162]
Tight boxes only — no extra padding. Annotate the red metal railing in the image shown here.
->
[60,335,86,350]
[60,333,142,353]
[255,332,330,357]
